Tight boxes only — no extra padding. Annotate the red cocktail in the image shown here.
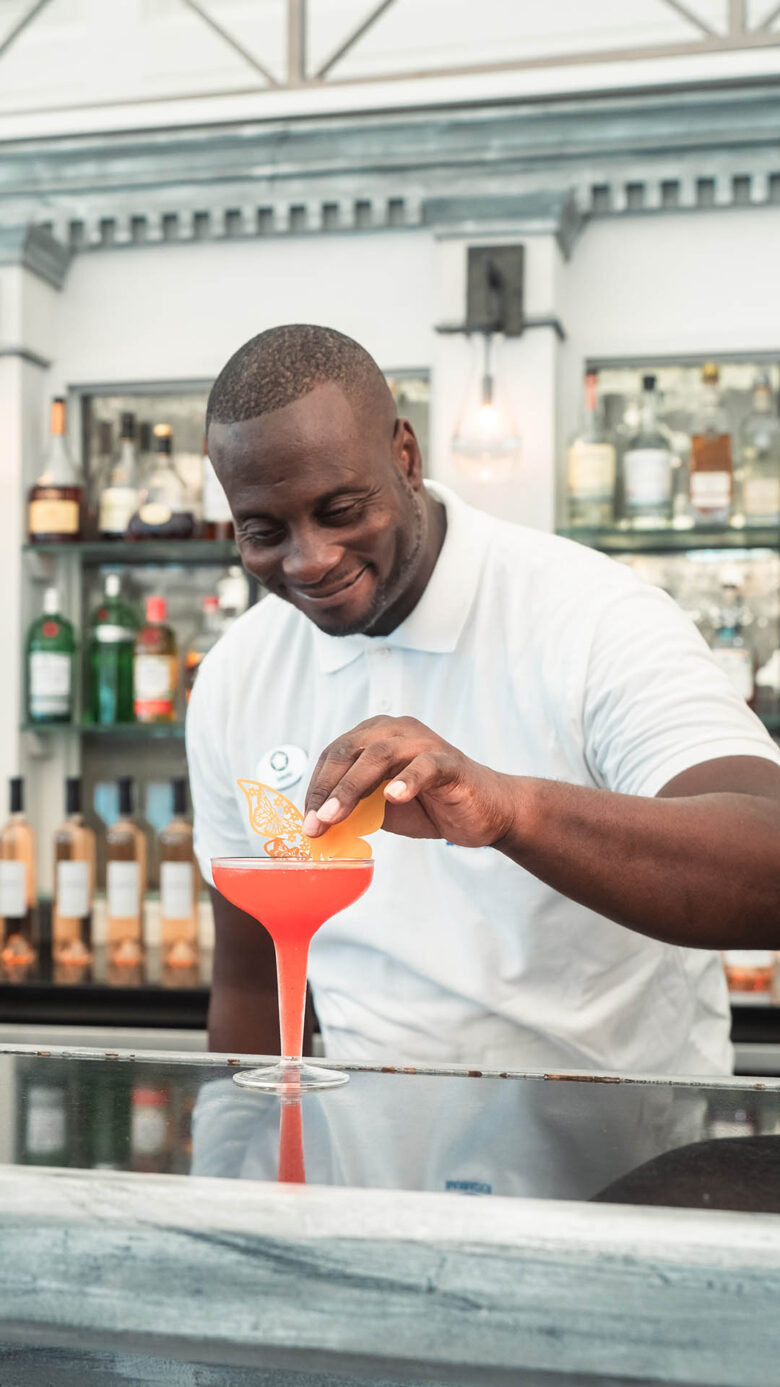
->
[211,857,374,1093]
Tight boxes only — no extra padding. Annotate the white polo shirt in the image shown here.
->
[186,482,780,1076]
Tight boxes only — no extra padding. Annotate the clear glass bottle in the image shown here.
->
[26,588,76,725]
[736,373,780,527]
[126,424,195,540]
[28,398,83,544]
[105,776,146,964]
[159,778,199,974]
[0,777,36,965]
[184,596,223,703]
[99,412,140,538]
[689,363,733,525]
[621,374,675,528]
[134,596,178,723]
[710,580,755,706]
[88,573,138,725]
[52,776,96,966]
[201,438,234,540]
[567,371,616,527]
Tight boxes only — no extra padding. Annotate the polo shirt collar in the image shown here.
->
[312,482,488,674]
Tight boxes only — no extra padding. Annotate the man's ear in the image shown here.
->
[394,417,424,490]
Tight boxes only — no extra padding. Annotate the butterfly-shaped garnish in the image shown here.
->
[237,780,386,860]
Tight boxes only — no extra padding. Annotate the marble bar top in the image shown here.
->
[0,1043,778,1387]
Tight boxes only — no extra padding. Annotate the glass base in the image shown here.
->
[232,1058,349,1094]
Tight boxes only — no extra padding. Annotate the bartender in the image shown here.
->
[187,324,780,1075]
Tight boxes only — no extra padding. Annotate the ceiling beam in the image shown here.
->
[315,0,398,80]
[660,0,719,38]
[180,0,279,86]
[287,0,306,84]
[0,0,54,65]
[755,1,780,31]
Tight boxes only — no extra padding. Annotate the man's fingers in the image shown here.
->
[303,744,406,835]
[384,751,450,805]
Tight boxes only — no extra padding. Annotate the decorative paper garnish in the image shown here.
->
[238,780,386,861]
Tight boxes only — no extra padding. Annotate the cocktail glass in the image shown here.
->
[211,857,374,1093]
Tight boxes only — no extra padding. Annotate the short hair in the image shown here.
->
[206,323,393,430]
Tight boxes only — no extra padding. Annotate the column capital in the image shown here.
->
[0,224,71,290]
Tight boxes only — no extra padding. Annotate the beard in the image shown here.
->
[319,488,426,639]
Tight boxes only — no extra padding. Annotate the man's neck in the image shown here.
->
[367,490,447,638]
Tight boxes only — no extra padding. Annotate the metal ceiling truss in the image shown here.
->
[1,0,780,92]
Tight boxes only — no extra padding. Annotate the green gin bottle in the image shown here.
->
[26,588,75,724]
[88,573,138,724]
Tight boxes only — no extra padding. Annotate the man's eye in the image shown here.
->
[322,503,360,524]
[243,528,282,546]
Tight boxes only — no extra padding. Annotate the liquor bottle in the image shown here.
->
[159,778,199,971]
[689,363,733,525]
[567,372,616,527]
[126,425,195,540]
[134,596,178,723]
[710,580,755,706]
[25,588,76,725]
[621,375,675,528]
[21,1079,69,1165]
[88,573,137,725]
[201,439,234,541]
[130,1082,172,1173]
[99,412,140,539]
[736,373,780,527]
[28,397,83,544]
[105,776,146,962]
[0,778,36,963]
[52,777,95,964]
[184,596,223,703]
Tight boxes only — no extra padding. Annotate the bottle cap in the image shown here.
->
[105,573,121,598]
[43,588,60,616]
[50,398,66,436]
[642,374,656,391]
[65,777,81,816]
[120,412,136,440]
[203,596,219,610]
[9,777,23,814]
[153,424,173,454]
[132,1087,168,1108]
[146,596,167,623]
[117,777,134,817]
[702,362,720,384]
[172,778,187,816]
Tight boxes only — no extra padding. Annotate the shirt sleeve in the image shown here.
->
[185,651,249,886]
[582,580,780,799]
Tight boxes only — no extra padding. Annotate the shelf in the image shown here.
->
[23,539,239,566]
[558,525,780,555]
[22,722,186,739]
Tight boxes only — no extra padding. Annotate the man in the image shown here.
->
[188,323,780,1075]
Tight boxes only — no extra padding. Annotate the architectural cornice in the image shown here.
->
[0,225,70,289]
[1,83,778,259]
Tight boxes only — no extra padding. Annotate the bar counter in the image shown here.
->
[0,1044,778,1386]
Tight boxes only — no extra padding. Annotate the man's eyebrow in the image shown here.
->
[234,484,372,522]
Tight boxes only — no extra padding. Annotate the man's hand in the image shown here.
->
[302,715,516,848]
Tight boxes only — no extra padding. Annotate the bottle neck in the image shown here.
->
[41,435,77,486]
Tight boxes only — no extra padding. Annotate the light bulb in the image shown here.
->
[451,337,521,483]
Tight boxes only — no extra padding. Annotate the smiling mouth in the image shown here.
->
[291,566,369,605]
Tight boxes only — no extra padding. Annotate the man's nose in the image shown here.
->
[281,526,343,585]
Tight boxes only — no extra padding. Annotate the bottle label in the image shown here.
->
[26,1089,66,1155]
[29,652,72,718]
[160,861,194,922]
[690,471,731,512]
[56,860,90,919]
[0,860,26,918]
[743,476,780,520]
[624,448,673,508]
[131,1102,167,1156]
[107,860,141,919]
[202,455,232,524]
[29,498,79,536]
[711,647,753,702]
[568,442,615,501]
[99,486,138,535]
[138,502,172,528]
[134,655,176,718]
[93,624,136,644]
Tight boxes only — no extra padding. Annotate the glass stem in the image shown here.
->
[274,936,311,1062]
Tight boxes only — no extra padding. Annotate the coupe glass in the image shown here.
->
[211,857,373,1093]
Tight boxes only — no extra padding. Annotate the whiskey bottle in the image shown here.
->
[0,777,36,963]
[567,372,616,527]
[201,439,234,541]
[28,398,83,543]
[99,412,140,539]
[134,596,178,723]
[736,373,780,527]
[105,776,146,963]
[689,363,733,524]
[26,588,76,725]
[88,573,137,725]
[159,778,199,972]
[621,375,674,528]
[710,580,755,706]
[52,777,95,964]
[184,596,223,704]
[126,425,195,540]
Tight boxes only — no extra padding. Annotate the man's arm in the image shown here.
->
[302,716,780,951]
[208,888,315,1055]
